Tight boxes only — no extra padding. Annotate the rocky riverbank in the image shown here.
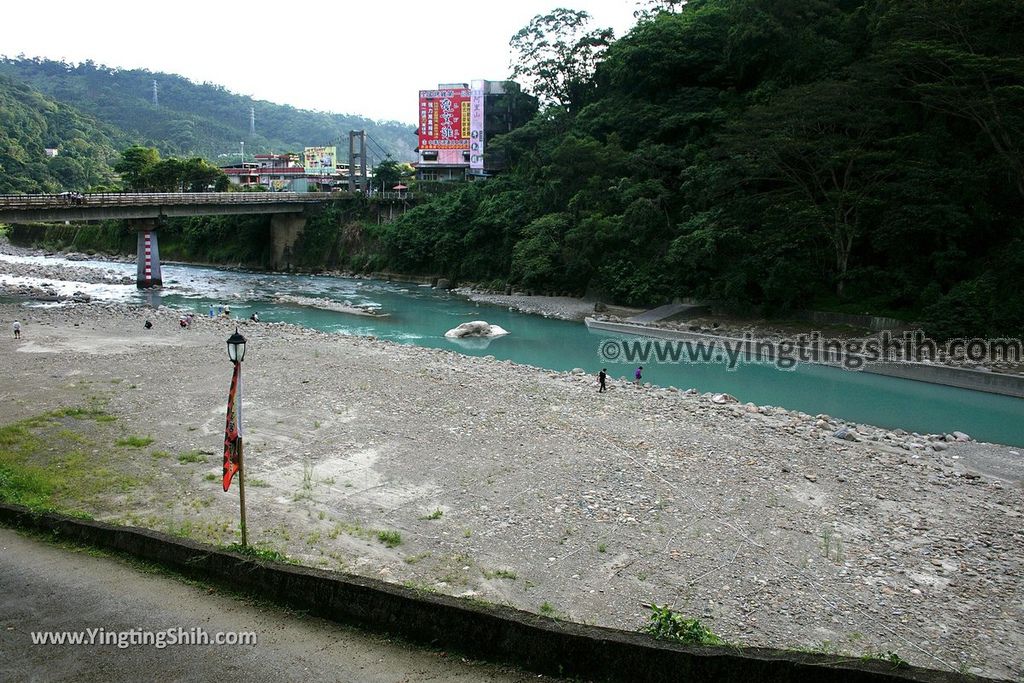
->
[452,287,641,322]
[1,295,1022,680]
[0,240,133,301]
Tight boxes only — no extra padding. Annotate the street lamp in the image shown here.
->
[227,328,247,363]
[223,327,248,546]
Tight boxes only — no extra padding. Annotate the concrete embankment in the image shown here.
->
[585,318,1024,399]
[0,504,1003,683]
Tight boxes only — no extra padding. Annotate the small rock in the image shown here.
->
[832,428,857,442]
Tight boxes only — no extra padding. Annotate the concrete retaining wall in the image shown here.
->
[0,503,1000,683]
[798,310,910,332]
[585,319,1024,399]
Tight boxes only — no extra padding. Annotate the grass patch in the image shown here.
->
[483,568,517,580]
[116,435,154,448]
[151,450,172,460]
[377,530,402,548]
[421,508,444,520]
[224,543,290,564]
[643,605,724,645]
[247,478,269,487]
[52,406,114,422]
[405,552,431,565]
[378,532,401,548]
[0,409,135,513]
[177,451,206,464]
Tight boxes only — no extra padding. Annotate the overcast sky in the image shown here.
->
[2,0,642,124]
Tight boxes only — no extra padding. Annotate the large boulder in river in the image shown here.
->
[445,320,509,339]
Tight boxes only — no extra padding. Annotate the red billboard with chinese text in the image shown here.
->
[418,89,471,151]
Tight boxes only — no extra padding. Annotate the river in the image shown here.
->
[4,254,1023,446]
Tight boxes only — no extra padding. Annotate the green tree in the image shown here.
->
[871,0,1024,197]
[147,158,185,192]
[180,157,229,192]
[721,79,895,297]
[509,9,614,112]
[113,145,160,190]
[372,158,403,192]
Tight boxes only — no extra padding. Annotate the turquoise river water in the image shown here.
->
[4,255,1023,447]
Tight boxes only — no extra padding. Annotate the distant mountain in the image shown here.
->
[0,74,124,193]
[0,57,416,165]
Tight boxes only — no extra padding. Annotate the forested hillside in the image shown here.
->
[0,57,416,163]
[0,75,123,193]
[372,0,1024,338]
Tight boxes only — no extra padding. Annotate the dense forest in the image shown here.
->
[364,0,1023,338]
[4,1,1022,339]
[0,56,416,192]
[0,75,125,192]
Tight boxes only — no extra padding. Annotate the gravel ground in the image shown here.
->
[1,268,1023,680]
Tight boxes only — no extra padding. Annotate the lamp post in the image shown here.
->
[223,328,248,546]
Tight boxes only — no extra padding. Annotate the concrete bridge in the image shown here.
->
[0,192,335,287]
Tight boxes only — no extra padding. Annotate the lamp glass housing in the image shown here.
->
[227,329,247,363]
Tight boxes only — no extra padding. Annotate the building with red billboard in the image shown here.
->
[416,80,537,182]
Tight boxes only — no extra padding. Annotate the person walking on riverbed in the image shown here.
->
[634,365,643,386]
[12,321,21,339]
[598,368,607,392]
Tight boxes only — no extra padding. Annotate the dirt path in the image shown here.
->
[0,528,552,682]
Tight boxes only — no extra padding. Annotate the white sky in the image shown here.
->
[2,0,642,125]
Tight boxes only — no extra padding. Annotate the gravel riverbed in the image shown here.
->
[1,256,1022,680]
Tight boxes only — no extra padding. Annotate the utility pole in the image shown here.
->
[240,141,244,163]
[249,106,255,136]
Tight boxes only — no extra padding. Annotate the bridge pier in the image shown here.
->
[133,220,163,288]
[270,213,306,271]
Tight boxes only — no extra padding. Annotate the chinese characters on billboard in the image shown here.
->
[303,146,336,175]
[418,89,471,151]
[469,81,485,170]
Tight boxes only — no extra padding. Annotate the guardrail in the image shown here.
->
[0,192,335,209]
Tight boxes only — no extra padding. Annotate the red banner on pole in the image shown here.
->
[223,362,242,491]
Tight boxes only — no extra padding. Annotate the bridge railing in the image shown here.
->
[372,192,415,201]
[0,192,335,209]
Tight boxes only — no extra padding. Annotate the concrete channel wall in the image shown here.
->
[0,504,1003,683]
[585,319,1024,399]
[797,310,910,332]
